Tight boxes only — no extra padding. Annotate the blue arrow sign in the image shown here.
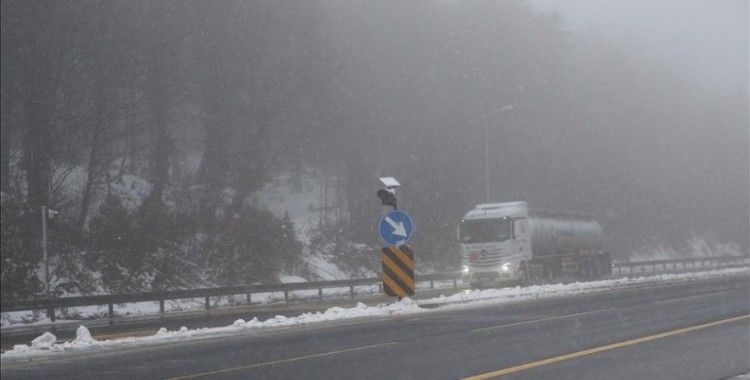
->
[378,210,414,246]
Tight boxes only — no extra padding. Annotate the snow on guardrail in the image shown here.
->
[3,267,747,359]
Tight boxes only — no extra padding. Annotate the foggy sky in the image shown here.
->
[530,0,749,92]
[1,0,747,293]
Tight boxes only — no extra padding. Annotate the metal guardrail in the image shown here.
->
[1,256,746,324]
[0,273,461,323]
[612,255,749,275]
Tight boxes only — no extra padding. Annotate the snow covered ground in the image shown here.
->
[1,289,371,327]
[630,236,745,261]
[1,279,462,328]
[420,267,749,306]
[3,267,746,359]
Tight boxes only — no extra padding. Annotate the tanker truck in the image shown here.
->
[459,201,611,287]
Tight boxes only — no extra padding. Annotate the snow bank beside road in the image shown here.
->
[3,267,746,359]
[424,267,749,307]
[2,299,421,358]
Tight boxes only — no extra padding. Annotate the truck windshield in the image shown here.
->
[460,219,511,243]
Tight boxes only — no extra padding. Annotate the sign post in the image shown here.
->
[376,177,416,299]
[381,245,415,298]
[378,210,414,247]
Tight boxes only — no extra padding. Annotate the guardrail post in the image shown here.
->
[7,259,747,325]
[108,303,114,326]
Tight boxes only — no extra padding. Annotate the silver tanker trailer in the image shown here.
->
[459,201,612,287]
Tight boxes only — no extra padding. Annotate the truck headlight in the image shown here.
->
[501,263,511,272]
[462,265,470,274]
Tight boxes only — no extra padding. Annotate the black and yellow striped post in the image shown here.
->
[381,245,415,299]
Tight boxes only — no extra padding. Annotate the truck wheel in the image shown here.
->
[592,260,601,279]
[582,260,592,279]
[602,253,613,275]
[544,263,557,283]
[519,262,530,285]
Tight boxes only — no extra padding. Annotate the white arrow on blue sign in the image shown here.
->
[378,210,414,246]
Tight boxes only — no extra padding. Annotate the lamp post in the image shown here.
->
[481,104,514,203]
[41,205,58,298]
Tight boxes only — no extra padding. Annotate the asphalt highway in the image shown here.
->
[2,275,748,380]
[0,286,465,350]
[2,266,737,350]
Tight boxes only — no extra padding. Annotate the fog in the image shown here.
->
[1,0,747,296]
[531,0,748,91]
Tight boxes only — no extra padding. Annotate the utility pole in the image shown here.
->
[481,104,513,203]
[485,124,490,203]
[41,205,49,298]
[41,205,58,298]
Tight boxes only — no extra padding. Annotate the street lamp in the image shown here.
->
[480,105,514,203]
[41,205,58,298]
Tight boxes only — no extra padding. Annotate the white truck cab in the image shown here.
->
[459,201,608,287]
[459,202,532,285]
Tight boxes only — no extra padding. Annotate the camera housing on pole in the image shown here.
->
[377,177,400,210]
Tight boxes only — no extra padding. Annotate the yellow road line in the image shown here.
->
[463,314,750,380]
[165,341,398,380]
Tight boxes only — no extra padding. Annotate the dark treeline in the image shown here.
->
[1,1,747,298]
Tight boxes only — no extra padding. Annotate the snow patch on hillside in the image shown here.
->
[630,236,744,261]
[253,171,337,245]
